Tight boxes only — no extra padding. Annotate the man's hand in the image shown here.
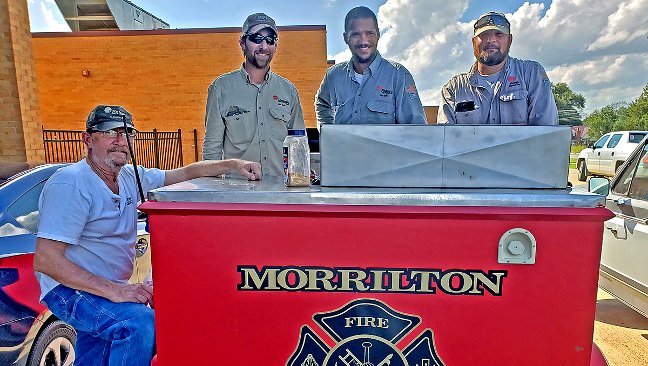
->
[108,283,154,306]
[236,160,262,180]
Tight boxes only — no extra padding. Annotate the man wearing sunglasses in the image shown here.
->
[315,6,426,126]
[203,13,305,177]
[34,105,261,366]
[437,11,558,125]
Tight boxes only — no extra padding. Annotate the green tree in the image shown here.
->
[583,82,648,139]
[583,102,628,140]
[623,83,648,131]
[552,82,586,125]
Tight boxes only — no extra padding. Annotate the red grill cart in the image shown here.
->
[141,177,612,366]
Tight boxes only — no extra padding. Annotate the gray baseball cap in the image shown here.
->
[86,105,136,132]
[474,11,510,36]
[242,13,278,36]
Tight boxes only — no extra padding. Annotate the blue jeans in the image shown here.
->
[42,285,155,366]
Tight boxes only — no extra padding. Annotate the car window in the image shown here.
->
[6,180,46,233]
[594,135,610,149]
[613,143,648,199]
[606,134,622,148]
[628,145,648,201]
[629,133,647,144]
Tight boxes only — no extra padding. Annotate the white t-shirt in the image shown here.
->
[36,160,165,300]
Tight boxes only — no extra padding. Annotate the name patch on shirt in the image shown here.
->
[377,85,394,97]
[507,75,520,87]
[273,95,290,107]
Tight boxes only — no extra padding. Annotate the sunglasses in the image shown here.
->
[246,33,277,45]
[474,12,510,31]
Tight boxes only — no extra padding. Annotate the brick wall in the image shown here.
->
[0,0,45,164]
[32,27,329,165]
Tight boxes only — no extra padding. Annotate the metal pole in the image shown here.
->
[153,128,160,168]
[193,128,198,162]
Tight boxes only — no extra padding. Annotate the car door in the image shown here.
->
[599,133,623,175]
[601,139,648,315]
[588,133,611,174]
[0,179,49,363]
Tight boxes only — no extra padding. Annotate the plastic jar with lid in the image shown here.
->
[283,129,311,187]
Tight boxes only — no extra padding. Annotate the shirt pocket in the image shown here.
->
[455,109,481,124]
[269,107,290,140]
[223,113,255,144]
[499,89,529,125]
[367,99,395,123]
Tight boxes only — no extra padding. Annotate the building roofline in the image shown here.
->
[120,0,169,27]
[32,25,326,38]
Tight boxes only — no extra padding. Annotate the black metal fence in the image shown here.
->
[43,128,187,169]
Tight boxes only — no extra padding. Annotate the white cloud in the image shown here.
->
[328,49,351,64]
[374,0,647,114]
[39,2,69,32]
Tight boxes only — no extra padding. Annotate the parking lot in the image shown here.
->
[569,169,648,365]
[595,288,648,365]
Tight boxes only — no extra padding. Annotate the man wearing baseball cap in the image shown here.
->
[203,13,305,177]
[437,11,558,125]
[34,105,261,365]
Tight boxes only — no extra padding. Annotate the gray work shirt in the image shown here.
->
[437,56,558,125]
[315,52,426,126]
[203,65,305,177]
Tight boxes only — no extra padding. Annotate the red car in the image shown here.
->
[0,163,75,366]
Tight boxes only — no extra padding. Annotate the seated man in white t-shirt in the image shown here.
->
[33,105,261,366]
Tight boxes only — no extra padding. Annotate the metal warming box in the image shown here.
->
[140,126,612,366]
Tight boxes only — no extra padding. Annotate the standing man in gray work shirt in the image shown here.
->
[203,13,305,177]
[437,11,558,125]
[315,6,426,126]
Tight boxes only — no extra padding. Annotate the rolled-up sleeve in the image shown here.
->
[202,83,225,160]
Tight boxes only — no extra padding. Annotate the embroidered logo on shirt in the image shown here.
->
[273,95,290,106]
[126,196,133,206]
[405,84,420,100]
[225,105,250,117]
[377,85,394,97]
[507,75,520,87]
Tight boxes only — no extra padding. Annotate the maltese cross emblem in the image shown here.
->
[287,299,445,366]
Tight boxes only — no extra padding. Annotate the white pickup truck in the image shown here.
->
[577,130,648,181]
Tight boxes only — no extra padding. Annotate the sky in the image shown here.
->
[27,0,648,115]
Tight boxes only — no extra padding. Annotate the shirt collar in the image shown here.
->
[468,56,510,87]
[239,63,272,84]
[345,51,383,79]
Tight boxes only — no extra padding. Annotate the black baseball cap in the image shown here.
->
[86,105,136,132]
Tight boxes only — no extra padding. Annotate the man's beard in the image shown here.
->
[246,51,272,69]
[477,49,507,66]
[353,45,377,64]
[104,148,129,169]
